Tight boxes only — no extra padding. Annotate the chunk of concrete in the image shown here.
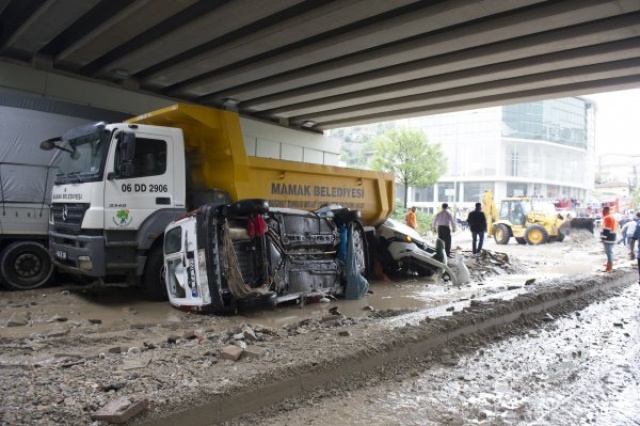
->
[220,345,243,361]
[91,395,149,424]
[243,345,267,359]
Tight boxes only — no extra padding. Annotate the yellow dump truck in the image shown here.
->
[127,104,394,225]
[41,104,451,309]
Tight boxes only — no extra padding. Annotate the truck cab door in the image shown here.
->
[104,132,172,230]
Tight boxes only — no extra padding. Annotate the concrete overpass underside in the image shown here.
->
[0,0,639,130]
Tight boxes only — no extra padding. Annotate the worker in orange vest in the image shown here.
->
[405,206,417,230]
[600,206,617,272]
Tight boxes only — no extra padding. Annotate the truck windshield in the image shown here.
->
[54,123,112,184]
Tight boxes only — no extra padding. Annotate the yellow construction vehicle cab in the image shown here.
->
[482,190,567,245]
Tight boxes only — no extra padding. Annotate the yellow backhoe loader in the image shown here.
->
[482,190,570,245]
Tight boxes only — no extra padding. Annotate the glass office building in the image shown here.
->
[407,97,596,212]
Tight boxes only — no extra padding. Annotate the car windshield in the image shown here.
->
[54,123,111,184]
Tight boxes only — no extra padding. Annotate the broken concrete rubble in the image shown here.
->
[0,232,636,425]
[90,395,148,424]
[220,345,243,361]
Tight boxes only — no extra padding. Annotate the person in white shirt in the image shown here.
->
[433,203,457,257]
[619,215,637,247]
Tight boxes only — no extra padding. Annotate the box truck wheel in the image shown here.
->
[0,241,54,290]
[143,245,168,301]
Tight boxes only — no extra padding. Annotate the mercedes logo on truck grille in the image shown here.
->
[62,205,68,222]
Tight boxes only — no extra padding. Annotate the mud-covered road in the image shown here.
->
[230,276,640,426]
[1,230,639,425]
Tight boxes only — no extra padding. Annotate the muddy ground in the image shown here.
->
[1,230,638,425]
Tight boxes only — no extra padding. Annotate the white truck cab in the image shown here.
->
[44,121,188,298]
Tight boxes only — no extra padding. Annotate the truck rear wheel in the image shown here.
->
[143,245,168,301]
[494,224,511,245]
[0,241,54,290]
[525,224,549,245]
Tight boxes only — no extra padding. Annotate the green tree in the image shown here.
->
[370,128,447,208]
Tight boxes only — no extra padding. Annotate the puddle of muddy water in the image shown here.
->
[241,269,555,330]
[241,239,604,330]
[0,233,606,339]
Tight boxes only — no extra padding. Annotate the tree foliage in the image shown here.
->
[370,128,447,208]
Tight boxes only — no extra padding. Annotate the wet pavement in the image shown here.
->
[232,280,640,426]
[3,228,638,426]
[221,232,640,426]
[241,231,601,330]
[0,230,605,339]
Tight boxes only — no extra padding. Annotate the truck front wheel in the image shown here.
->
[525,224,549,245]
[493,224,511,245]
[0,241,54,290]
[143,245,168,301]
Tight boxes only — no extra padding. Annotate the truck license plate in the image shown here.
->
[55,250,67,260]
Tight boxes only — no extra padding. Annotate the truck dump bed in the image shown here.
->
[127,104,394,225]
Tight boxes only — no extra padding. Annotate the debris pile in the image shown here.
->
[458,248,525,283]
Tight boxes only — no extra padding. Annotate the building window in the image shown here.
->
[507,183,528,197]
[502,98,590,149]
[438,183,455,203]
[414,186,434,203]
[463,182,494,202]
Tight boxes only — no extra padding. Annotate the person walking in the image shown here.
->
[405,206,417,230]
[618,214,636,246]
[629,212,640,285]
[433,203,456,257]
[600,206,617,272]
[466,202,487,257]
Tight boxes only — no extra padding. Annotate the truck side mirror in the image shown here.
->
[39,137,81,159]
[121,132,136,161]
[115,131,136,178]
[39,138,58,150]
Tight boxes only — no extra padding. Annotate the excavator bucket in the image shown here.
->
[561,217,595,235]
